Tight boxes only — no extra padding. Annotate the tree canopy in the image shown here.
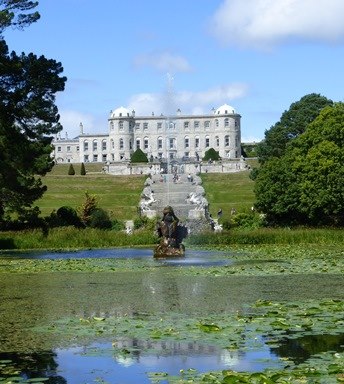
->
[0,38,66,222]
[254,102,344,226]
[131,148,148,163]
[256,93,333,164]
[0,0,39,35]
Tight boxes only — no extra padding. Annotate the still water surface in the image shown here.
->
[1,248,343,383]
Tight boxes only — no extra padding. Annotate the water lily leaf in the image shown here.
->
[198,323,221,332]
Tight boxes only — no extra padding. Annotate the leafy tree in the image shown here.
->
[0,0,40,35]
[78,191,98,226]
[0,40,66,221]
[203,148,220,161]
[80,162,86,175]
[131,148,148,163]
[68,163,75,175]
[88,208,112,229]
[256,94,333,164]
[254,103,344,226]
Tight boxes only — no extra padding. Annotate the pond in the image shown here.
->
[1,248,344,383]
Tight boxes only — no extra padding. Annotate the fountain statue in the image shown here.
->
[154,206,187,258]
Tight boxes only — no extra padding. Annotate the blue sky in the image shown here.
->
[3,0,344,142]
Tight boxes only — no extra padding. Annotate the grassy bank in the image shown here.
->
[37,163,145,220]
[0,227,157,250]
[200,171,255,221]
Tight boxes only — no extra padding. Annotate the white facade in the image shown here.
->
[52,103,241,164]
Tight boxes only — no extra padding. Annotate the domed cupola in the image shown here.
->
[214,104,236,115]
[110,106,130,118]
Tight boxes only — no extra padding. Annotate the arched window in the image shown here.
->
[224,118,229,127]
[225,135,230,147]
[83,140,89,151]
[102,139,107,151]
[119,138,124,150]
[205,135,210,148]
[195,136,200,148]
[157,137,163,150]
[92,140,98,151]
[119,120,124,130]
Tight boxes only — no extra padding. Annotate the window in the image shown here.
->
[119,121,124,130]
[235,137,238,147]
[110,122,114,131]
[135,122,140,130]
[205,136,210,147]
[195,137,200,148]
[57,146,61,152]
[157,137,163,149]
[184,121,189,129]
[215,119,219,127]
[93,154,98,162]
[120,153,125,160]
[102,140,107,151]
[143,122,148,130]
[215,136,219,147]
[129,139,132,150]
[157,122,162,130]
[119,138,124,150]
[66,146,71,152]
[111,154,115,161]
[144,137,149,150]
[136,139,140,149]
[224,118,229,127]
[110,139,114,150]
[184,137,189,148]
[194,121,199,129]
[84,141,88,151]
[235,120,239,128]
[76,146,79,151]
[225,135,230,147]
[169,138,175,149]
[93,140,97,151]
[84,155,89,162]
[102,154,107,162]
[204,120,210,128]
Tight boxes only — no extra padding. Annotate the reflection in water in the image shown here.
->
[270,333,344,364]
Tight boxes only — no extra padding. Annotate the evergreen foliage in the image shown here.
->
[80,162,86,175]
[202,148,221,161]
[68,164,75,175]
[0,11,66,223]
[88,208,112,229]
[56,206,83,227]
[130,148,148,163]
[254,102,344,226]
[256,93,333,165]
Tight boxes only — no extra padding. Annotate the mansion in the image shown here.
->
[52,103,242,165]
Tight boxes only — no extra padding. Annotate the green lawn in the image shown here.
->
[200,170,255,220]
[37,164,146,220]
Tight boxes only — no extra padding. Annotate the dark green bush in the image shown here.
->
[68,164,75,175]
[88,208,112,229]
[131,148,148,163]
[80,162,86,175]
[56,206,83,227]
[134,216,148,229]
[203,148,220,161]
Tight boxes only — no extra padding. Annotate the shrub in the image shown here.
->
[134,216,148,229]
[131,148,148,163]
[112,219,125,231]
[79,192,98,226]
[231,212,265,229]
[80,162,86,175]
[203,148,220,162]
[68,164,75,175]
[88,208,112,229]
[55,206,83,227]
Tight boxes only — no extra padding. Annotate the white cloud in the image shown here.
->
[127,83,249,116]
[209,0,344,49]
[58,109,104,138]
[134,51,193,73]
